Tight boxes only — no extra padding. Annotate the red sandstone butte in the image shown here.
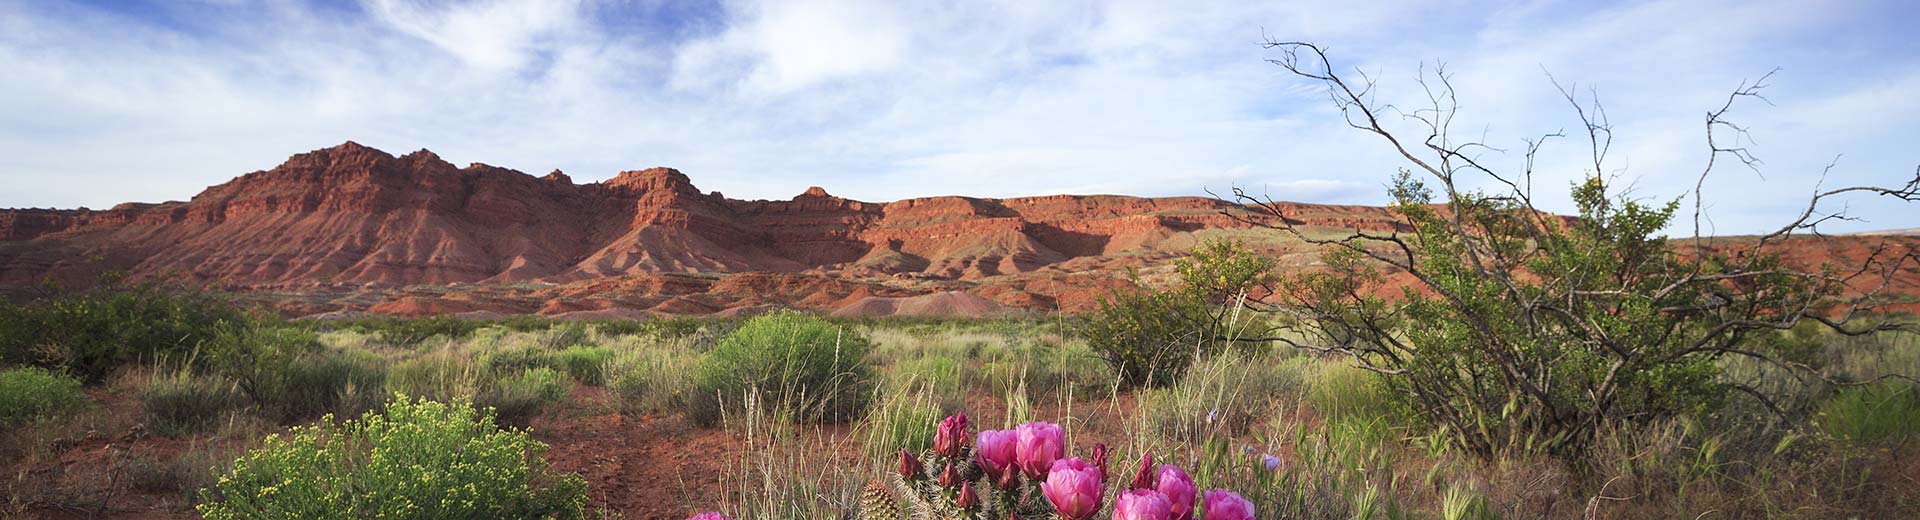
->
[1,142,1914,318]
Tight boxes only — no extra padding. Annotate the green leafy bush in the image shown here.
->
[1079,239,1274,388]
[0,367,87,428]
[1079,287,1209,388]
[689,311,875,426]
[0,281,242,382]
[201,323,320,406]
[554,346,613,386]
[197,395,588,520]
[141,370,244,437]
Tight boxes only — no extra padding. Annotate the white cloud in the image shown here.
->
[363,0,586,70]
[0,0,1915,233]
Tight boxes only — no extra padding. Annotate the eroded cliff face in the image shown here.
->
[0,143,1301,286]
[7,141,1911,317]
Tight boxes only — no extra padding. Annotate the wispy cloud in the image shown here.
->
[0,0,1914,233]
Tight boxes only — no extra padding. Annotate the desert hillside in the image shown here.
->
[2,142,1915,318]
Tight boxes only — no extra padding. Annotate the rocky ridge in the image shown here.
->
[2,142,1913,318]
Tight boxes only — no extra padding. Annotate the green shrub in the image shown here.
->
[0,281,242,382]
[367,316,484,347]
[610,349,696,415]
[689,311,875,427]
[197,395,588,520]
[1079,239,1274,389]
[1078,287,1209,388]
[1819,382,1920,447]
[478,368,567,428]
[554,346,613,386]
[482,344,556,375]
[386,356,475,402]
[538,323,592,350]
[276,350,388,422]
[141,370,244,437]
[591,317,706,339]
[201,323,320,406]
[0,367,88,428]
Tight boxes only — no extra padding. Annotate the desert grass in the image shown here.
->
[3,315,1915,518]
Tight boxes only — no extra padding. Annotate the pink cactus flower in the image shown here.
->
[1155,465,1198,520]
[975,429,1019,478]
[1042,457,1103,520]
[935,413,969,457]
[1113,489,1174,520]
[1015,421,1066,478]
[1201,490,1255,520]
[687,513,729,520]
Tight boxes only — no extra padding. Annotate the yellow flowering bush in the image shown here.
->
[197,395,588,519]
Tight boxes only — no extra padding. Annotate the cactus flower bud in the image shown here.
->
[996,461,1021,491]
[1091,443,1111,479]
[900,449,924,479]
[1129,454,1155,490]
[958,481,981,510]
[935,413,969,457]
[938,461,960,488]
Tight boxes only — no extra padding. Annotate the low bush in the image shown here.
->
[478,367,567,428]
[140,370,244,437]
[610,349,696,415]
[1819,381,1920,447]
[537,323,592,350]
[386,356,475,402]
[689,311,875,426]
[197,395,589,520]
[275,350,388,422]
[1078,287,1208,389]
[201,322,320,408]
[365,316,485,347]
[0,281,242,382]
[1079,239,1274,389]
[554,345,613,386]
[482,344,556,375]
[0,367,87,428]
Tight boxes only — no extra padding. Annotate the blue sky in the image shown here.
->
[2,0,1916,234]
